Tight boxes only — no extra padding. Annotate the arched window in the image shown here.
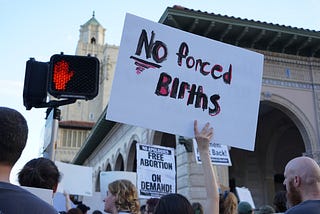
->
[114,154,124,171]
[106,163,112,171]
[91,37,96,44]
[127,141,137,172]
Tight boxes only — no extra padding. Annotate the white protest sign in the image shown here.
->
[53,192,76,212]
[193,139,232,166]
[82,192,105,213]
[106,13,264,151]
[136,143,176,198]
[21,186,53,205]
[236,186,255,209]
[99,171,137,200]
[55,161,93,196]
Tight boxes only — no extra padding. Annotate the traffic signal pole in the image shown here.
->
[44,107,61,160]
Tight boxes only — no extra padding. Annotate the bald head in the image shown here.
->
[285,156,320,185]
[283,157,320,214]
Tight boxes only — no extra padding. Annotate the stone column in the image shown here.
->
[176,138,229,205]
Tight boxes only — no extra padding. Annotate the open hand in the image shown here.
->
[53,60,74,90]
[194,120,213,151]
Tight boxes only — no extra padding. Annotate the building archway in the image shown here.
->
[127,140,138,172]
[229,100,306,207]
[106,163,112,171]
[95,168,101,192]
[152,131,176,149]
[114,154,124,171]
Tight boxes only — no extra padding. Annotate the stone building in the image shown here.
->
[54,12,119,162]
[57,6,320,207]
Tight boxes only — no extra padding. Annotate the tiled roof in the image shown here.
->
[59,120,94,129]
[171,5,319,33]
[159,5,320,58]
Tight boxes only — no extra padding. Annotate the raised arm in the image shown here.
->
[194,120,219,214]
[63,191,72,211]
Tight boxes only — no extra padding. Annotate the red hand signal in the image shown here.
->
[53,60,74,90]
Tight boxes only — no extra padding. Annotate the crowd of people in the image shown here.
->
[1,106,320,214]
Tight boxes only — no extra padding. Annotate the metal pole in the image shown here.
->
[44,107,61,160]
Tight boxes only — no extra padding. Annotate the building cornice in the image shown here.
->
[159,5,320,58]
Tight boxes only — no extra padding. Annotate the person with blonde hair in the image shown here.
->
[219,191,238,214]
[104,179,140,214]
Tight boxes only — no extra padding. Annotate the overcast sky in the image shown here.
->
[1,0,319,183]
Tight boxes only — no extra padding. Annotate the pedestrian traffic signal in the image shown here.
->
[23,54,100,110]
[48,54,100,100]
[23,59,49,110]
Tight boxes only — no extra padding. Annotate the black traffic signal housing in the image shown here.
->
[23,54,100,110]
[23,59,49,110]
[48,54,100,100]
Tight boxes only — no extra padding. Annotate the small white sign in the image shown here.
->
[193,139,232,166]
[53,192,76,212]
[99,171,137,200]
[236,186,255,209]
[55,161,93,196]
[136,143,176,198]
[21,186,53,205]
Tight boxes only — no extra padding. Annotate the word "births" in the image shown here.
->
[131,29,234,116]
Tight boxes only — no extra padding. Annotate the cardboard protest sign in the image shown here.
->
[106,13,264,151]
[236,187,256,209]
[99,171,137,199]
[136,143,176,198]
[82,192,105,213]
[55,161,93,196]
[193,139,232,166]
[53,192,76,212]
[21,186,53,205]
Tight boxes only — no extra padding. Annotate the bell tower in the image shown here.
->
[76,11,105,59]
[55,12,119,163]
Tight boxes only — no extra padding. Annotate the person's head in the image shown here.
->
[92,210,103,214]
[145,198,159,214]
[154,193,194,214]
[257,205,275,214]
[0,107,28,167]
[219,191,238,214]
[273,190,287,212]
[192,202,204,214]
[104,179,139,214]
[77,203,90,214]
[140,204,146,213]
[67,208,83,214]
[18,157,61,192]
[283,156,320,207]
[238,201,253,214]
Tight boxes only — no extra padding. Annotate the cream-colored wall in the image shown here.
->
[262,85,317,134]
[260,50,320,154]
[84,124,151,188]
[101,45,119,107]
